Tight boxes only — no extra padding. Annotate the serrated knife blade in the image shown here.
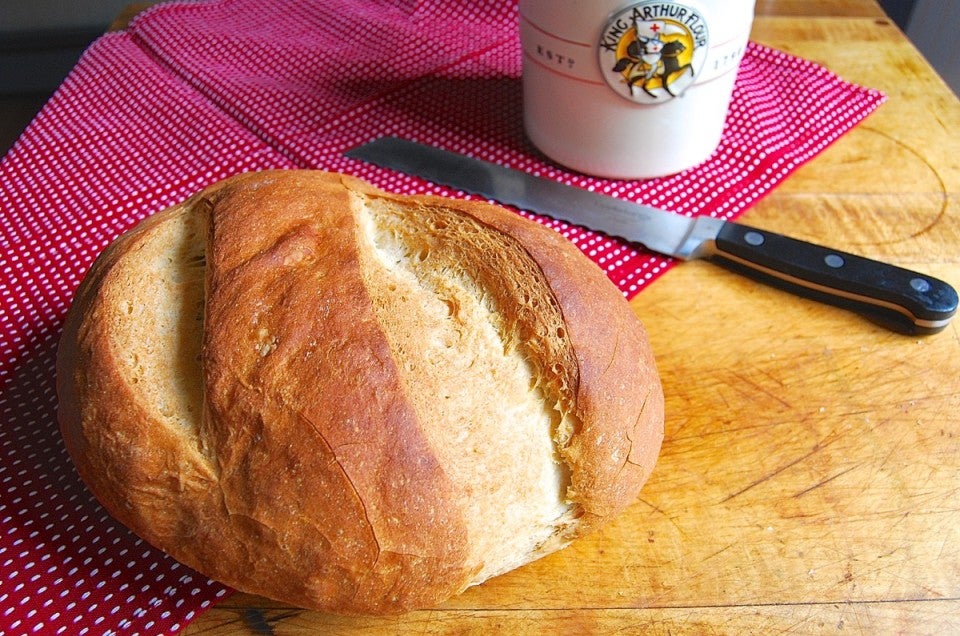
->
[345,136,957,334]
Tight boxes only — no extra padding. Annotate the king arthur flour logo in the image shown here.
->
[598,2,709,103]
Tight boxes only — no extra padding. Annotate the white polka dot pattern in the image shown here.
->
[0,31,291,636]
[0,1,884,634]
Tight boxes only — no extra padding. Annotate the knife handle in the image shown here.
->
[711,222,958,334]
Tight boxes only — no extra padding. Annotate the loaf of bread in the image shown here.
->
[57,170,663,615]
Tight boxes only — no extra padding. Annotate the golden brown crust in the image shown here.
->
[200,173,471,610]
[57,170,663,615]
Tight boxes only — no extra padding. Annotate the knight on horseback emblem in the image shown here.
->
[598,2,709,103]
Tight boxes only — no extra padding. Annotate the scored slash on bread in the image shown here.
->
[56,170,664,615]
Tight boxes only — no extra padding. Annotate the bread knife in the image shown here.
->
[345,136,958,334]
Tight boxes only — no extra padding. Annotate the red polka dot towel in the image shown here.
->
[0,1,883,634]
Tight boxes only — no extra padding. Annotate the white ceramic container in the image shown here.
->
[520,0,755,179]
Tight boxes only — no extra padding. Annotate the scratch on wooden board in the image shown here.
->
[636,496,686,537]
[792,464,861,498]
[636,496,666,517]
[702,542,737,562]
[855,126,949,243]
[720,447,821,503]
[852,553,947,600]
[728,370,792,410]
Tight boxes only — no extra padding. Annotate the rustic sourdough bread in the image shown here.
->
[57,170,663,615]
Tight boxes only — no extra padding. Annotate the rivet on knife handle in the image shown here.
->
[711,223,958,334]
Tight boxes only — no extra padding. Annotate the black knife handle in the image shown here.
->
[711,222,958,334]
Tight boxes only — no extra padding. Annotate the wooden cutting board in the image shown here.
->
[186,0,960,632]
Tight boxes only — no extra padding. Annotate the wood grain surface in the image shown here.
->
[183,1,960,633]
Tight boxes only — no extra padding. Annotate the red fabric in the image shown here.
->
[0,1,884,633]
